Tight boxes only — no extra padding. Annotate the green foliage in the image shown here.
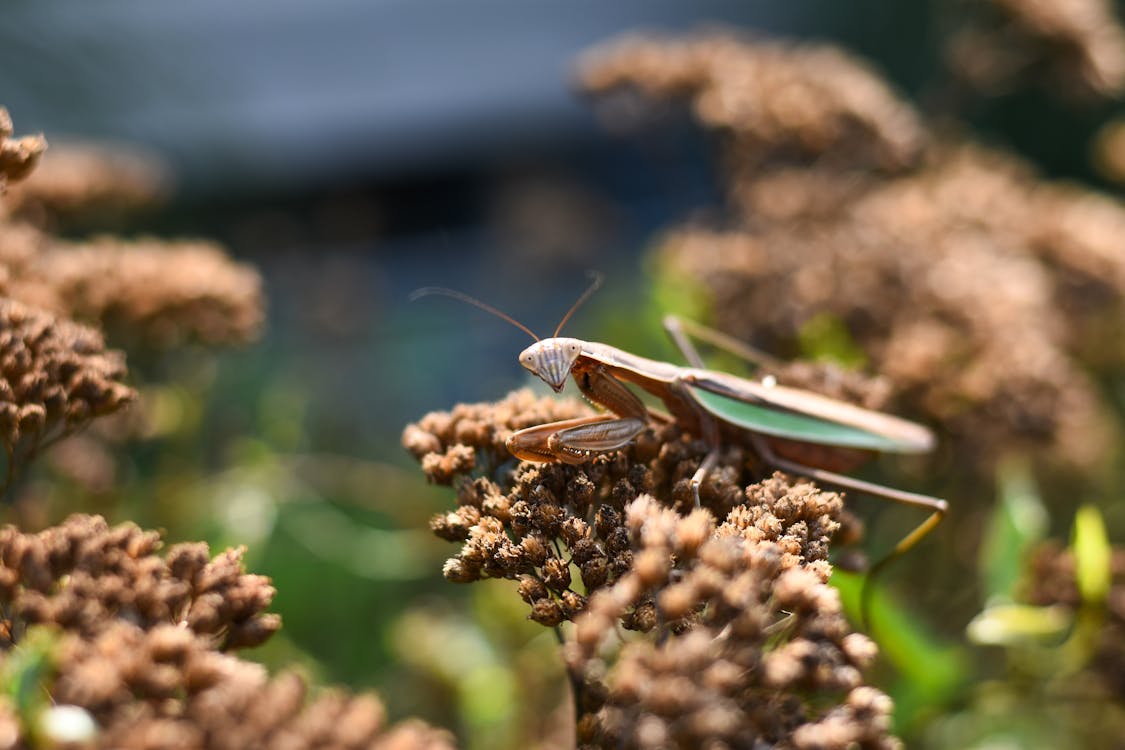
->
[833,571,967,730]
[1,626,56,721]
[965,603,1071,646]
[0,627,97,746]
[647,251,713,329]
[796,313,867,369]
[978,459,1048,605]
[1072,504,1111,606]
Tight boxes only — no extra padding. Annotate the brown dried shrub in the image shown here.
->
[34,238,265,347]
[566,495,895,749]
[946,0,1125,99]
[0,109,46,192]
[661,148,1124,474]
[405,390,897,748]
[0,514,278,649]
[0,107,263,500]
[0,108,264,350]
[0,299,134,488]
[48,622,454,750]
[580,32,1125,476]
[0,236,266,350]
[3,140,168,227]
[0,515,454,750]
[578,31,926,174]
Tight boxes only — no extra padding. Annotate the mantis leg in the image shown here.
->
[749,433,946,623]
[508,367,651,465]
[689,446,721,509]
[661,319,733,508]
[663,315,784,371]
[506,414,648,465]
[682,386,724,509]
[663,316,945,621]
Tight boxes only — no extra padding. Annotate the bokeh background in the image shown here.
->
[4,1,1125,748]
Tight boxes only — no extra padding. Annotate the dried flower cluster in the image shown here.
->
[48,623,451,750]
[0,515,454,750]
[405,389,755,626]
[578,32,926,173]
[0,514,278,649]
[0,232,265,350]
[0,109,46,192]
[1024,540,1125,698]
[567,494,894,749]
[580,32,1125,475]
[405,390,896,748]
[945,0,1125,99]
[34,238,264,347]
[0,109,263,349]
[0,299,133,488]
[3,140,167,227]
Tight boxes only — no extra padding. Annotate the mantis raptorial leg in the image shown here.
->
[507,413,647,465]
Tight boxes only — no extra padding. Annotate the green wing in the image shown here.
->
[688,384,907,452]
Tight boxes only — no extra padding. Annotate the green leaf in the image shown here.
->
[966,603,1072,646]
[1071,504,1111,605]
[647,248,713,326]
[796,313,867,368]
[978,460,1047,604]
[833,571,967,709]
[2,626,57,720]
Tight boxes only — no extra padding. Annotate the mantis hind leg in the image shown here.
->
[749,434,946,627]
[662,317,944,622]
[689,447,722,510]
[661,318,734,509]
[663,315,783,371]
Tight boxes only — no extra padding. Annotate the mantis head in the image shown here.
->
[410,273,602,394]
[519,338,583,392]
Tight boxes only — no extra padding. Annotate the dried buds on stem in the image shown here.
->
[405,390,897,748]
[0,299,134,492]
[0,515,454,750]
[946,0,1125,100]
[580,31,1125,477]
[0,109,46,191]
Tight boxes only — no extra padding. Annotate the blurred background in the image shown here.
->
[4,1,1125,748]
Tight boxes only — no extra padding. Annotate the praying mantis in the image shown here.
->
[413,275,947,582]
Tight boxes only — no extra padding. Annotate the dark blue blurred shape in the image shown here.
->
[0,0,867,193]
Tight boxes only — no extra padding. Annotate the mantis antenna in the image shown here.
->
[412,272,605,342]
[553,271,603,337]
[409,287,541,342]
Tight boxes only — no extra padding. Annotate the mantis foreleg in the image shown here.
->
[506,367,650,466]
[507,414,647,465]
